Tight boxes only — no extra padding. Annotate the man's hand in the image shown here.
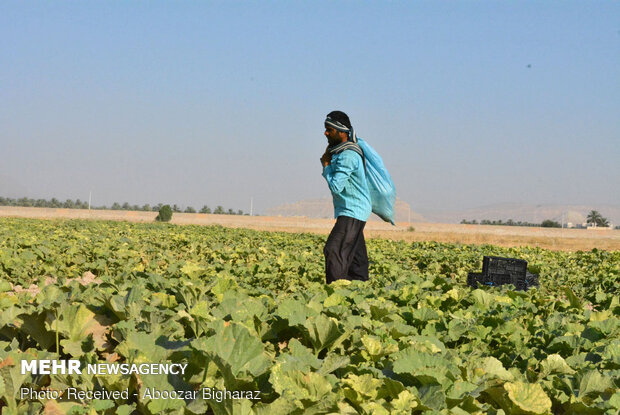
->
[320,148,332,167]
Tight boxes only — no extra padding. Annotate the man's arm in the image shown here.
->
[322,151,357,194]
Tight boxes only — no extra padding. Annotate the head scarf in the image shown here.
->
[325,116,364,159]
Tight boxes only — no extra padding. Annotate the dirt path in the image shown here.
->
[2,206,618,251]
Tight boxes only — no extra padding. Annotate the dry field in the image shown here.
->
[2,206,619,251]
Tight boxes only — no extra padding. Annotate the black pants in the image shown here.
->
[324,216,368,283]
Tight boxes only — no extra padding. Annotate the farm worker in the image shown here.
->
[320,111,372,283]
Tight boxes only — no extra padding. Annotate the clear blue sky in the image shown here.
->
[1,1,618,214]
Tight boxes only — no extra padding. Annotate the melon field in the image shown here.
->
[0,217,618,414]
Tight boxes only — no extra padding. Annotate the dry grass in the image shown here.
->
[2,206,618,252]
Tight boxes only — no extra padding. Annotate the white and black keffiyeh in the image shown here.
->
[325,116,364,160]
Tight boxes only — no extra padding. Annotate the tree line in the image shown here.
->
[0,196,246,216]
[461,210,612,228]
[460,219,557,227]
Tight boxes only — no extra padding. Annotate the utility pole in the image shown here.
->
[250,197,253,216]
[88,191,92,210]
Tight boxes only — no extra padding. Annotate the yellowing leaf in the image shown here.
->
[540,354,575,377]
[482,357,514,381]
[362,335,383,356]
[344,374,382,399]
[589,310,612,322]
[391,390,418,412]
[181,262,204,278]
[324,293,345,308]
[504,382,551,415]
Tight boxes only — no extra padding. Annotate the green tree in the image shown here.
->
[214,206,224,214]
[541,219,561,228]
[155,205,173,222]
[184,206,196,213]
[586,210,609,227]
[18,197,33,207]
[111,202,121,210]
[199,205,211,214]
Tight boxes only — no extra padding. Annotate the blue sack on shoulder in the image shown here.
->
[357,138,396,225]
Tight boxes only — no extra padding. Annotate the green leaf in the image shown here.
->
[418,383,446,411]
[270,365,333,402]
[471,289,495,308]
[214,291,266,324]
[141,371,187,413]
[48,304,111,357]
[601,341,620,368]
[318,354,349,375]
[482,357,514,381]
[578,370,615,398]
[0,281,11,292]
[447,380,478,401]
[202,322,271,377]
[609,391,620,410]
[410,307,440,323]
[277,338,321,373]
[304,315,346,355]
[276,298,308,326]
[18,313,56,350]
[409,335,446,354]
[92,400,115,410]
[540,354,575,378]
[564,287,582,309]
[116,404,136,415]
[211,276,238,302]
[116,331,170,363]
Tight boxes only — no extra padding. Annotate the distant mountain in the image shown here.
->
[266,197,426,223]
[418,203,620,226]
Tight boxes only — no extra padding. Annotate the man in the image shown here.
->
[320,111,372,283]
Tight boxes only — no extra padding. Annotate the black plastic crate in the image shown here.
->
[489,272,526,290]
[482,256,527,278]
[487,272,515,286]
[467,272,484,288]
[467,256,539,291]
[525,272,540,288]
[468,272,501,288]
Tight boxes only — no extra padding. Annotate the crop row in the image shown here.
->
[0,218,618,414]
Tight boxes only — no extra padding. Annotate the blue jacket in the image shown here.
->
[322,149,371,222]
